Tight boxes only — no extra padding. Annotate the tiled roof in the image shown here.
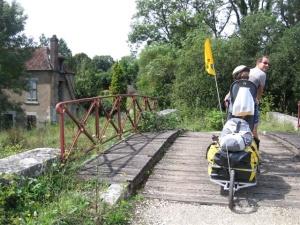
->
[25,47,53,71]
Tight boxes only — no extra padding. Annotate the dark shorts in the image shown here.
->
[254,104,259,124]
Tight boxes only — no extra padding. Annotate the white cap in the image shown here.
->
[232,65,250,75]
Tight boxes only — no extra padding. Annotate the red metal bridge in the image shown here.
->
[55,94,158,160]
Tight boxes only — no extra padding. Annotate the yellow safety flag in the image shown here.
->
[204,38,216,76]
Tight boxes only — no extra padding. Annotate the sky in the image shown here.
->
[12,0,137,60]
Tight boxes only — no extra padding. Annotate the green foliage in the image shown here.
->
[260,117,296,133]
[0,144,24,158]
[177,107,224,131]
[37,34,72,58]
[38,33,49,47]
[58,38,72,58]
[130,0,227,47]
[0,157,138,225]
[172,30,220,109]
[137,43,176,107]
[92,55,114,72]
[0,163,65,224]
[203,109,224,131]
[0,124,61,159]
[28,192,93,225]
[74,57,103,98]
[259,95,275,120]
[0,161,107,225]
[119,56,139,84]
[268,23,300,113]
[0,0,33,114]
[71,54,115,98]
[274,0,300,27]
[239,12,283,58]
[3,128,26,146]
[103,200,133,225]
[139,111,181,132]
[110,62,127,110]
[110,62,127,95]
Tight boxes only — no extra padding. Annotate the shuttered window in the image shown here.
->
[27,79,38,101]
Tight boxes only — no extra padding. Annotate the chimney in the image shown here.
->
[50,35,59,71]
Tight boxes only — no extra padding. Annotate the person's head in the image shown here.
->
[232,65,250,80]
[256,55,270,72]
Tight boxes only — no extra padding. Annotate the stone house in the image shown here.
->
[2,35,75,129]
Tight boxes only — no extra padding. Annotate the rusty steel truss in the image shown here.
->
[56,94,158,160]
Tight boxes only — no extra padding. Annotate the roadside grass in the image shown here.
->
[260,115,297,133]
[0,124,60,158]
[178,110,298,133]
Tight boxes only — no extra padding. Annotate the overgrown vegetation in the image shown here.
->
[0,159,141,225]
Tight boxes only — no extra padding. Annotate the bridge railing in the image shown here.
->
[55,94,158,160]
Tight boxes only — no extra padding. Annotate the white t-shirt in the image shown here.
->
[249,67,266,88]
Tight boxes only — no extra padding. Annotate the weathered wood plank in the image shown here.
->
[77,130,179,188]
[141,131,300,208]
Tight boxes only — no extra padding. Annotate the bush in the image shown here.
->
[204,109,224,131]
[139,111,181,132]
[4,128,27,147]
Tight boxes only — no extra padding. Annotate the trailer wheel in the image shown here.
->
[228,169,235,210]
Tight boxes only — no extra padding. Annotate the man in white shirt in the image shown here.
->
[249,56,270,147]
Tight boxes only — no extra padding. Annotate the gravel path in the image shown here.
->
[130,199,300,225]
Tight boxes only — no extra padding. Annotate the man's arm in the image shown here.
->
[257,84,264,102]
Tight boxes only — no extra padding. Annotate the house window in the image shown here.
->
[27,115,37,130]
[27,79,38,102]
[0,113,14,130]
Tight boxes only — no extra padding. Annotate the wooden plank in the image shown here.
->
[77,130,179,187]
[141,132,300,208]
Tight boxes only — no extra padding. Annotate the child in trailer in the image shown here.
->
[223,65,260,149]
[224,65,250,109]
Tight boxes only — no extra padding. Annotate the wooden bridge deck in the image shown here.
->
[141,131,300,208]
[77,130,179,187]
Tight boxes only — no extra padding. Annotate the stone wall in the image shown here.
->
[267,112,299,131]
[0,148,60,177]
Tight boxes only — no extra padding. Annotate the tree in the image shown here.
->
[194,0,232,37]
[110,62,127,110]
[0,0,32,114]
[37,34,72,58]
[274,0,300,27]
[268,23,300,113]
[38,33,49,47]
[238,12,284,60]
[172,30,219,110]
[228,0,273,27]
[92,55,114,72]
[110,62,127,95]
[58,38,72,58]
[137,43,176,107]
[68,53,91,73]
[73,55,101,98]
[129,0,203,47]
[119,56,139,84]
[72,54,113,98]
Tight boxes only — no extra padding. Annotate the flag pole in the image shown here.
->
[214,74,224,126]
[204,38,224,126]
